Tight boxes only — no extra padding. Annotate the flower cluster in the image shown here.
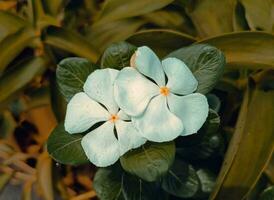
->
[64,46,209,167]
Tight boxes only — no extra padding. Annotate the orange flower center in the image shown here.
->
[109,114,119,123]
[160,86,170,96]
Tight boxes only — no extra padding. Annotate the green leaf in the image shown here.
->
[240,0,273,32]
[167,44,225,94]
[95,0,174,25]
[0,110,16,139]
[94,165,124,200]
[101,41,136,69]
[0,27,35,75]
[45,27,99,62]
[120,142,175,182]
[0,56,47,103]
[56,57,97,101]
[185,0,235,38]
[127,29,196,58]
[206,94,221,112]
[122,173,167,200]
[161,159,200,198]
[176,109,224,161]
[42,0,68,16]
[0,11,26,41]
[196,169,216,196]
[86,19,145,53]
[210,78,274,200]
[198,32,274,70]
[259,186,274,200]
[47,123,88,165]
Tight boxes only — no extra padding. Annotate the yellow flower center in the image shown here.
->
[109,114,119,123]
[160,86,170,96]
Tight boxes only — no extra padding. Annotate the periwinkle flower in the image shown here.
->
[64,69,146,167]
[114,46,209,142]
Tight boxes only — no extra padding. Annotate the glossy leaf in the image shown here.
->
[240,0,273,31]
[0,27,35,75]
[0,11,26,41]
[167,44,226,94]
[93,165,124,200]
[120,142,175,182]
[127,29,196,58]
[259,186,274,200]
[161,159,200,198]
[47,123,89,165]
[45,26,99,62]
[210,80,274,200]
[198,31,274,70]
[95,0,174,25]
[56,57,97,101]
[185,0,235,38]
[0,56,47,103]
[101,41,136,69]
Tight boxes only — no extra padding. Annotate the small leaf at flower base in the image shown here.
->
[167,44,225,94]
[259,186,274,200]
[176,109,224,161]
[47,123,89,165]
[122,173,168,200]
[93,164,125,200]
[161,159,200,198]
[56,57,97,101]
[101,41,137,69]
[120,142,175,182]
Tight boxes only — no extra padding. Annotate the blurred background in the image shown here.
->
[0,0,273,199]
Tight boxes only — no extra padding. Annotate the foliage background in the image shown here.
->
[0,0,273,199]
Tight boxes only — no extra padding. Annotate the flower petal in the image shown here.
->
[81,121,120,167]
[133,46,165,86]
[117,110,130,121]
[64,92,110,134]
[115,120,146,156]
[168,93,209,136]
[84,68,119,114]
[114,67,159,116]
[162,58,198,95]
[132,95,183,142]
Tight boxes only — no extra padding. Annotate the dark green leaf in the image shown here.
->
[45,27,99,62]
[94,165,124,200]
[196,169,216,196]
[176,109,223,160]
[56,57,97,101]
[120,142,175,182]
[122,173,166,200]
[161,159,200,198]
[0,56,47,103]
[47,123,88,165]
[95,0,174,25]
[0,27,35,75]
[101,41,136,69]
[167,44,225,94]
[127,29,196,58]
[259,186,274,200]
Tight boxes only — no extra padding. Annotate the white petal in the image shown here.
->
[117,110,130,121]
[133,46,165,86]
[81,121,120,167]
[114,67,159,116]
[115,120,146,156]
[168,93,209,136]
[162,58,198,95]
[133,95,183,142]
[84,68,119,114]
[64,92,110,134]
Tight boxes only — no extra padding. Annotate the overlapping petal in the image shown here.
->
[168,93,209,136]
[133,46,165,86]
[117,110,130,121]
[133,95,183,142]
[114,67,159,116]
[115,120,146,156]
[84,69,119,114]
[64,92,110,134]
[162,58,198,95]
[81,121,120,167]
